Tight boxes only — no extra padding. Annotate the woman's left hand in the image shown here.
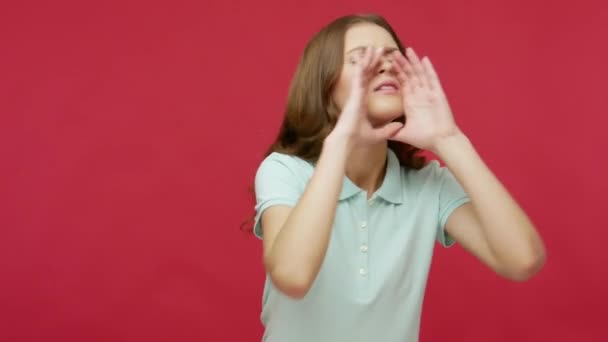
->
[388,47,462,152]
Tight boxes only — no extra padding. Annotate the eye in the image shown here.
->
[347,49,365,64]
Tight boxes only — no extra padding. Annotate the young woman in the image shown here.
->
[251,13,546,342]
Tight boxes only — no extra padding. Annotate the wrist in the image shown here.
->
[430,130,471,158]
[325,129,354,153]
[320,131,353,167]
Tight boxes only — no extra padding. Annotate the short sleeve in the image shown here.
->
[436,163,471,247]
[253,153,305,239]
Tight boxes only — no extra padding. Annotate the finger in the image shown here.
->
[405,48,428,88]
[360,46,374,71]
[391,58,408,87]
[355,46,375,86]
[370,47,385,68]
[365,47,385,82]
[399,52,419,87]
[373,121,404,141]
[351,47,373,92]
[421,57,441,90]
[393,51,418,92]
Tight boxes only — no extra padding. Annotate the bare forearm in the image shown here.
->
[267,134,349,289]
[434,132,546,270]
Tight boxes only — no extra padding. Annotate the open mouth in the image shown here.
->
[373,80,400,92]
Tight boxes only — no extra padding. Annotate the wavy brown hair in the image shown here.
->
[241,14,426,233]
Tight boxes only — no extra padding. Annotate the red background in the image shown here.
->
[1,0,607,341]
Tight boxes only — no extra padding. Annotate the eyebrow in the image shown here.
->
[345,46,400,54]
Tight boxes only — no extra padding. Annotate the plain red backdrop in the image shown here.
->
[1,0,607,341]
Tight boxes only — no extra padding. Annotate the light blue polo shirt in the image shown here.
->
[253,148,470,342]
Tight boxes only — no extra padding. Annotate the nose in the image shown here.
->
[378,54,394,74]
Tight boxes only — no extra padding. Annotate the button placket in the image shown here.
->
[358,195,370,285]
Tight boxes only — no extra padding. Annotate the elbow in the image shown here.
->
[504,248,547,282]
[264,258,315,300]
[276,280,312,300]
[269,268,315,299]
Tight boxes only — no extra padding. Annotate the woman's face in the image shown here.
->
[332,23,404,126]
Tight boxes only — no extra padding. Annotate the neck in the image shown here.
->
[345,142,388,199]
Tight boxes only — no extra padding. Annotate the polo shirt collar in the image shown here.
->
[339,149,403,204]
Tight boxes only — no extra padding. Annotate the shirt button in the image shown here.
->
[360,221,367,228]
[359,268,367,276]
[360,245,368,253]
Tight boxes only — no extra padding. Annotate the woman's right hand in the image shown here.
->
[329,46,404,149]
